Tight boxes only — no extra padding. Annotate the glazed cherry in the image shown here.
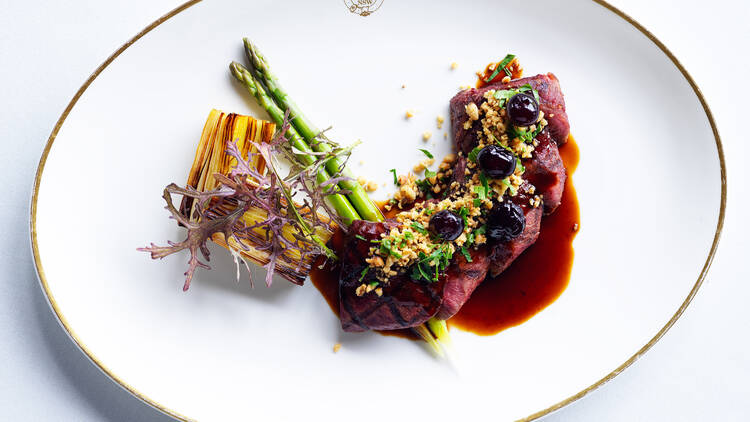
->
[429,210,464,241]
[507,92,540,126]
[477,145,516,179]
[487,201,525,241]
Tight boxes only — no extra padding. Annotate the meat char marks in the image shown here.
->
[339,220,445,332]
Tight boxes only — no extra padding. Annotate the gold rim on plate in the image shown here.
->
[29,1,727,421]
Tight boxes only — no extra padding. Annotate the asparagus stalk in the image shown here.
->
[230,62,359,226]
[232,47,451,356]
[242,39,384,223]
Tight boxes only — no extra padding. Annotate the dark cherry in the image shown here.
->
[429,210,464,241]
[477,145,516,179]
[487,201,525,241]
[507,92,540,126]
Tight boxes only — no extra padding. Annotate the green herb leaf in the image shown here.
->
[480,172,490,194]
[473,185,487,200]
[493,89,516,105]
[411,221,429,235]
[419,149,434,159]
[415,177,431,191]
[390,169,399,185]
[460,246,473,263]
[458,206,469,225]
[502,177,517,195]
[359,267,369,282]
[468,146,482,163]
[403,231,414,240]
[425,169,437,179]
[483,54,516,84]
[378,238,402,259]
[368,281,379,288]
[516,157,525,174]
[424,208,435,216]
[466,231,475,247]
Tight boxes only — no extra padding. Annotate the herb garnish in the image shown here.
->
[516,157,525,174]
[458,206,469,225]
[411,221,429,235]
[410,243,454,282]
[468,146,482,163]
[483,54,516,84]
[419,149,434,159]
[460,246,473,263]
[494,84,541,109]
[359,267,369,282]
[390,169,399,185]
[378,238,402,259]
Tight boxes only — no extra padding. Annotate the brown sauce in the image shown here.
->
[310,136,579,338]
[449,136,579,334]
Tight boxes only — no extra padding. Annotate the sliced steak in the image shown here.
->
[435,246,490,320]
[522,128,567,214]
[487,187,543,277]
[450,73,570,154]
[339,220,445,332]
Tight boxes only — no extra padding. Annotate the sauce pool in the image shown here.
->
[310,136,580,337]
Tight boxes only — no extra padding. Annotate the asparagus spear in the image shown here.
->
[242,39,384,223]
[230,62,359,226]
[231,48,452,356]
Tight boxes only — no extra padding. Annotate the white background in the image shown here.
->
[0,0,747,421]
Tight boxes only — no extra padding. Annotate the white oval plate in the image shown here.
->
[31,0,725,420]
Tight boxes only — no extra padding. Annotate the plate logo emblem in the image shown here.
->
[343,0,384,16]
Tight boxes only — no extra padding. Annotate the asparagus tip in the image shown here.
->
[229,61,245,80]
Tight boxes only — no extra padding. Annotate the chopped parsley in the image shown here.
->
[494,84,541,109]
[378,238,402,259]
[468,146,482,163]
[474,172,491,202]
[483,53,516,84]
[415,178,434,198]
[502,177,518,196]
[419,149,434,159]
[458,206,469,225]
[473,185,487,200]
[411,221,429,235]
[390,169,399,185]
[467,224,487,246]
[493,89,517,107]
[410,243,454,283]
[510,123,543,144]
[516,157,525,174]
[460,246,473,263]
[358,267,369,281]
[518,83,542,103]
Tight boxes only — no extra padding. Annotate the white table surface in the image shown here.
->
[1,0,747,420]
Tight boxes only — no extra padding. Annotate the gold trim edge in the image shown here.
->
[28,1,727,421]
